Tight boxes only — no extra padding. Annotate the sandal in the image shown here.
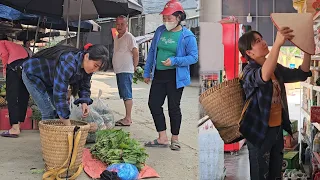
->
[115,119,131,127]
[170,140,181,151]
[144,139,169,148]
[1,130,19,138]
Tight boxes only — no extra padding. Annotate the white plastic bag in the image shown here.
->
[91,89,115,129]
[69,96,104,143]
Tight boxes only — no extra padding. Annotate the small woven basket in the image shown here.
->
[39,120,90,177]
[199,78,244,144]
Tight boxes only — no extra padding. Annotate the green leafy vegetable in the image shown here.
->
[90,129,148,170]
[133,66,144,84]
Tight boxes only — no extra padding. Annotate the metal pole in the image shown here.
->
[76,0,83,48]
[26,25,29,40]
[256,0,258,30]
[127,14,130,32]
[49,22,53,46]
[66,0,70,44]
[33,16,41,53]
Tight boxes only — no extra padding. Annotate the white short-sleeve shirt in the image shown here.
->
[112,31,138,74]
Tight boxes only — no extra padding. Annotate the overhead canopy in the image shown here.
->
[0,0,143,21]
[0,4,101,32]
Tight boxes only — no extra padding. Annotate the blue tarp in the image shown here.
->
[0,4,98,31]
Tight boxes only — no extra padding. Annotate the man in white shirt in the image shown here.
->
[113,15,139,126]
[23,40,33,57]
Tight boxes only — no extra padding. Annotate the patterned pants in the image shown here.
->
[247,126,284,180]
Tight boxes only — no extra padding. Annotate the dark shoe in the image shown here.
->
[1,130,19,138]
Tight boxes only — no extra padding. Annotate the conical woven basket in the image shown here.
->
[39,120,90,178]
[199,78,244,144]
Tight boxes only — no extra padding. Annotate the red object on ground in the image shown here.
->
[82,148,160,179]
[224,139,246,152]
[0,107,32,130]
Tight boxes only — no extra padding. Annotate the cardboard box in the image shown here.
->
[282,151,299,171]
[0,107,32,130]
[283,119,298,136]
[284,131,298,148]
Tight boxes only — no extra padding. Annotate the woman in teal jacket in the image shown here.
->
[143,0,198,151]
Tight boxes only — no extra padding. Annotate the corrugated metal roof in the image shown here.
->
[140,0,198,14]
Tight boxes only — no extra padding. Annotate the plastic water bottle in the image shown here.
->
[198,119,224,180]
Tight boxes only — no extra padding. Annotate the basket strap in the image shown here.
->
[238,97,252,123]
[42,131,83,180]
[56,131,82,180]
[197,115,210,127]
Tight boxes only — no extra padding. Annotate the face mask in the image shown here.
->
[163,21,178,31]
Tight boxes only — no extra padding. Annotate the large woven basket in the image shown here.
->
[199,78,244,144]
[39,120,90,178]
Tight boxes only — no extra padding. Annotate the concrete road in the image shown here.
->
[0,72,199,180]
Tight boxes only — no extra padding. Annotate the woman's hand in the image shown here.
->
[144,78,150,84]
[162,58,172,66]
[82,103,89,118]
[60,118,72,126]
[274,27,294,46]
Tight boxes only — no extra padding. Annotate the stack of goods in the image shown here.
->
[0,84,6,107]
[283,169,307,180]
[315,25,320,55]
[302,87,312,112]
[282,151,299,172]
[283,119,299,150]
[90,129,148,171]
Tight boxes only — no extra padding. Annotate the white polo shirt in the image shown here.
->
[112,31,138,74]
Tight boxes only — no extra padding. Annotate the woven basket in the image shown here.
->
[199,78,244,144]
[39,120,90,178]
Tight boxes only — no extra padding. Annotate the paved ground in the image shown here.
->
[0,72,302,180]
[0,72,199,180]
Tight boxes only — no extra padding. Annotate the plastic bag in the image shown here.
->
[100,170,120,180]
[69,96,105,143]
[106,163,139,180]
[91,89,115,129]
[314,132,320,152]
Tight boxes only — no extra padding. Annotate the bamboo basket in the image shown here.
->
[199,78,244,144]
[39,120,90,179]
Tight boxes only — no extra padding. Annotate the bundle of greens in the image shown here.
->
[90,129,148,170]
[133,66,144,84]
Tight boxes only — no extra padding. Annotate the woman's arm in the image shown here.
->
[75,73,93,105]
[261,27,293,82]
[0,41,9,76]
[278,63,312,84]
[53,53,76,121]
[261,43,281,82]
[170,35,198,67]
[143,34,157,79]
[300,53,311,72]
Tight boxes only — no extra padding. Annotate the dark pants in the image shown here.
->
[6,59,29,126]
[247,126,284,180]
[148,70,184,135]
